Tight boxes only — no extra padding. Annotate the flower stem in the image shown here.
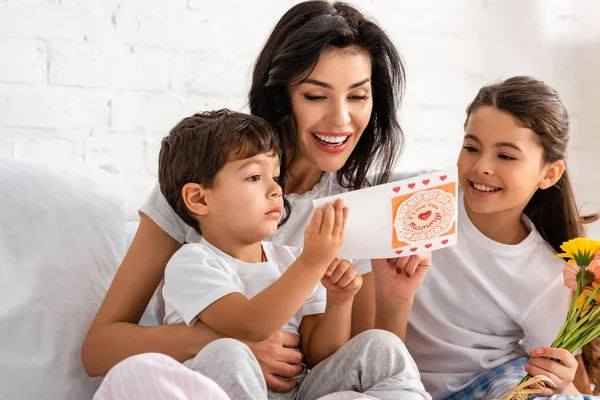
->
[558,306,600,348]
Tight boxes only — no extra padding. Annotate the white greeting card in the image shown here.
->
[312,167,458,259]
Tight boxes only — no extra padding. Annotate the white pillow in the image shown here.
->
[0,160,126,399]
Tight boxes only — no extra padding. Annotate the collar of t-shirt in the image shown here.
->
[200,237,273,266]
[458,190,542,256]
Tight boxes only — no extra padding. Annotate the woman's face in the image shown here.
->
[288,46,373,173]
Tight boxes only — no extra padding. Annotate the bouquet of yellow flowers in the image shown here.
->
[502,238,600,400]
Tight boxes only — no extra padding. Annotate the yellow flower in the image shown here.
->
[558,238,600,267]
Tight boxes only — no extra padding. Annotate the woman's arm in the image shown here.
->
[81,214,222,376]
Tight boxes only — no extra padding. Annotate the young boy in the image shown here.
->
[158,109,430,400]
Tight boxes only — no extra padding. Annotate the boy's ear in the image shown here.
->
[182,183,210,216]
[539,160,565,190]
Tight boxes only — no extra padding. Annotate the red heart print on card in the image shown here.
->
[422,179,430,185]
[418,211,432,220]
[408,183,416,189]
[395,250,403,255]
[441,239,449,245]
[425,243,432,249]
[440,175,447,181]
[393,186,401,193]
[410,247,418,252]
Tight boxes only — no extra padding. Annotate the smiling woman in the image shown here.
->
[288,47,373,175]
[83,2,432,398]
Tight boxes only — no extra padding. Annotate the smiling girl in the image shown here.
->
[405,76,599,400]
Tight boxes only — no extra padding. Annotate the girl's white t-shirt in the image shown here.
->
[405,191,573,400]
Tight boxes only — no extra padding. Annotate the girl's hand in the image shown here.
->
[321,259,363,303]
[525,347,579,396]
[244,330,303,392]
[371,253,432,303]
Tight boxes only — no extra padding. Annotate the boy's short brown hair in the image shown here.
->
[158,109,287,234]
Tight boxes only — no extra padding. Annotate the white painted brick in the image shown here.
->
[0,126,89,141]
[0,2,110,41]
[0,84,110,130]
[0,38,47,85]
[401,104,466,142]
[49,43,169,91]
[117,1,296,56]
[85,132,147,176]
[12,137,84,163]
[395,138,460,174]
[114,11,211,51]
[170,54,248,97]
[0,0,598,220]
[110,91,212,132]
[144,136,161,177]
[119,0,188,15]
[186,0,299,43]
[568,147,599,203]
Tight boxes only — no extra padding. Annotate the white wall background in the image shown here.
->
[0,0,598,236]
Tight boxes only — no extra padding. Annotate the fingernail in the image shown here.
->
[536,348,543,355]
[396,267,403,274]
[405,271,412,278]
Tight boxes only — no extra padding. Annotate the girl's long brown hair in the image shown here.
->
[466,76,599,393]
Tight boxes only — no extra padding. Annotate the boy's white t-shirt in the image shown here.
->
[405,191,573,400]
[141,171,403,320]
[162,239,325,335]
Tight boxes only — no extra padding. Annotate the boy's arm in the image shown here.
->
[299,259,363,368]
[199,201,349,342]
[198,255,326,342]
[299,296,354,368]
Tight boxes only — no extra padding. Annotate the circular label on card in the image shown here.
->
[394,189,455,243]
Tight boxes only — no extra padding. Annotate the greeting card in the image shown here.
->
[312,167,458,259]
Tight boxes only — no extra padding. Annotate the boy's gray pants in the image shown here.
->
[183,329,431,400]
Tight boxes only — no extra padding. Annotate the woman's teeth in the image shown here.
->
[472,182,501,192]
[314,134,348,146]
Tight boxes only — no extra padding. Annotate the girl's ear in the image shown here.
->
[539,160,565,190]
[182,182,210,216]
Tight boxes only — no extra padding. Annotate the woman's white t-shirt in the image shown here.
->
[405,191,573,400]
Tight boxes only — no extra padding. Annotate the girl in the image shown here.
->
[405,76,600,400]
[83,0,430,392]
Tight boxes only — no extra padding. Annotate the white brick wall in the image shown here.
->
[0,0,598,237]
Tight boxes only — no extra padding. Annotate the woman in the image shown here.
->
[83,0,431,393]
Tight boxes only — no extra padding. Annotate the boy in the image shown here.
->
[158,109,429,400]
